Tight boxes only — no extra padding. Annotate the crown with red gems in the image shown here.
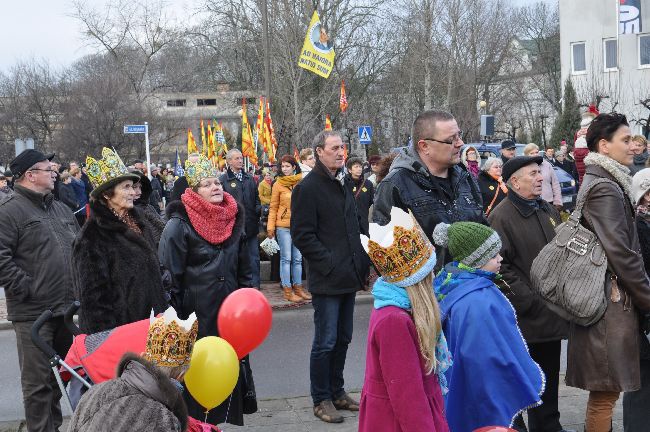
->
[143,307,198,368]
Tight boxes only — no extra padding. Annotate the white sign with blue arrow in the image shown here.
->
[358,126,372,145]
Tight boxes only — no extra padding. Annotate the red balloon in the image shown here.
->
[217,288,273,359]
[473,428,517,432]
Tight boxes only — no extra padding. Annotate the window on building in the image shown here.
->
[571,42,586,73]
[236,97,256,106]
[640,34,650,67]
[603,39,617,71]
[197,98,217,106]
[166,99,186,107]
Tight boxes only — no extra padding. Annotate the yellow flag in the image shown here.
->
[298,11,335,79]
[325,114,332,130]
[241,99,257,165]
[187,129,198,156]
[200,120,207,155]
[255,97,265,148]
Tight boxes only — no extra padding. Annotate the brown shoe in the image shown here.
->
[333,393,359,411]
[313,400,344,423]
[293,284,312,300]
[282,286,302,303]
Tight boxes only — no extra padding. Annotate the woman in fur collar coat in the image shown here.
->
[565,114,650,432]
[72,148,168,334]
[158,155,253,426]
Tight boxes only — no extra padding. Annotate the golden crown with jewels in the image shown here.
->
[143,307,199,368]
[85,147,139,197]
[185,155,218,188]
[360,207,436,287]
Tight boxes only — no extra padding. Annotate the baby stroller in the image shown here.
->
[32,302,221,431]
[31,301,151,412]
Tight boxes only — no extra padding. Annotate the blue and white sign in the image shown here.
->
[358,126,372,145]
[123,125,147,134]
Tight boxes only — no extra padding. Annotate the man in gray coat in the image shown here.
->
[0,150,79,432]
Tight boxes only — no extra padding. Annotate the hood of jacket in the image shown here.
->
[461,146,478,165]
[434,262,497,318]
[116,353,188,431]
[165,197,245,248]
[390,145,431,176]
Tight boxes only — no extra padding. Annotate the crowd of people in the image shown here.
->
[0,107,650,432]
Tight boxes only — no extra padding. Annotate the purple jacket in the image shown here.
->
[359,306,449,432]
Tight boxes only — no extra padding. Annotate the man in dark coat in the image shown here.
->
[373,109,486,270]
[291,130,370,424]
[0,149,79,432]
[220,148,261,287]
[169,153,200,203]
[488,156,570,432]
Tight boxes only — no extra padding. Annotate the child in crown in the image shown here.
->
[68,307,219,432]
[358,207,450,432]
[432,222,543,431]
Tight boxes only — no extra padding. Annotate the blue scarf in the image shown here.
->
[372,277,453,394]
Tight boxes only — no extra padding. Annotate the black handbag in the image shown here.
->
[241,356,257,414]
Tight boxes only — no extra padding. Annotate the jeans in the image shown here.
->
[246,235,261,288]
[623,335,650,432]
[276,227,302,287]
[13,317,72,432]
[310,292,356,405]
[586,391,620,432]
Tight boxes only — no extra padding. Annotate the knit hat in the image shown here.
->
[632,168,650,206]
[433,222,502,269]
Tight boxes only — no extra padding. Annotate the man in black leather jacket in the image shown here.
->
[373,109,486,269]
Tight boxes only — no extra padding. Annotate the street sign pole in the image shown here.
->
[144,122,152,180]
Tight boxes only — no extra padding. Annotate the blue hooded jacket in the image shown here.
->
[434,263,544,431]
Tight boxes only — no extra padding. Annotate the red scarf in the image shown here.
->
[181,189,238,245]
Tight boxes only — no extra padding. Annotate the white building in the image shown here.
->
[560,0,650,136]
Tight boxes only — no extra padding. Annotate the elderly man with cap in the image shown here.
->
[0,149,79,432]
[500,139,517,164]
[488,156,571,432]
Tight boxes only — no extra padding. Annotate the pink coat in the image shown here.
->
[358,306,449,432]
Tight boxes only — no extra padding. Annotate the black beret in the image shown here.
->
[10,149,55,178]
[502,156,543,183]
[501,140,516,150]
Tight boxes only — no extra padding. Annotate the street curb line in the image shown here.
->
[0,295,373,331]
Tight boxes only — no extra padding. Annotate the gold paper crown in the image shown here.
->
[143,308,199,368]
[361,207,435,284]
[85,147,136,192]
[185,155,218,188]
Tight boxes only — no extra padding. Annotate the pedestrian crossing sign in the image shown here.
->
[358,126,372,145]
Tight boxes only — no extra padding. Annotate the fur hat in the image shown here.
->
[433,222,502,269]
[632,168,650,206]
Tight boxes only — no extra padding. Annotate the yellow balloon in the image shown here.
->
[184,336,240,410]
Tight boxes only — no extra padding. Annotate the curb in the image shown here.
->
[0,294,373,332]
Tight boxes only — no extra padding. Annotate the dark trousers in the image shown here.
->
[13,317,72,432]
[310,292,355,405]
[623,335,650,432]
[514,340,563,432]
[246,235,261,288]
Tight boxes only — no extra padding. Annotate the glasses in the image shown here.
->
[421,131,464,145]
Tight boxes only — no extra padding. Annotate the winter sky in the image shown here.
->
[0,0,553,73]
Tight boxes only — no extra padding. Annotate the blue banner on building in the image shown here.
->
[620,0,642,35]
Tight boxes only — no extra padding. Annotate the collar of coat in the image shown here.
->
[224,168,250,182]
[88,200,147,233]
[313,159,346,185]
[117,353,188,431]
[584,152,634,205]
[14,184,54,209]
[506,188,551,218]
[165,197,246,248]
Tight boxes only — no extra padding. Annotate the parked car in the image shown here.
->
[553,165,577,211]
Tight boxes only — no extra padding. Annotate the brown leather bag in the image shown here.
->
[530,179,615,326]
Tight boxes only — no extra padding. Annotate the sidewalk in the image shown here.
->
[0,282,373,329]
[0,382,624,432]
